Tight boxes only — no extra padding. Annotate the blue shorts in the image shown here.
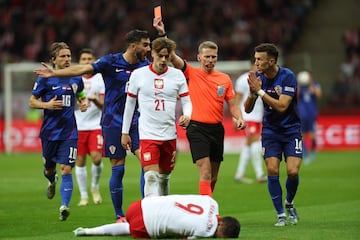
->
[102,125,139,159]
[41,139,78,168]
[262,132,303,161]
[301,117,316,133]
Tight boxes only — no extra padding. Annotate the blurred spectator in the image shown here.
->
[297,70,321,164]
[329,27,360,107]
[0,0,315,64]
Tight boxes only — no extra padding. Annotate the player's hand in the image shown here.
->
[247,71,261,93]
[234,118,246,130]
[121,134,132,151]
[34,62,55,78]
[178,115,190,129]
[78,98,88,112]
[46,95,63,110]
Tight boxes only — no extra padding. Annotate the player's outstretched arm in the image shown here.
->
[34,63,94,78]
[33,63,55,78]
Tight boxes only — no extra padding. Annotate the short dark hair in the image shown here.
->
[151,37,176,54]
[79,48,94,56]
[125,29,150,47]
[254,43,279,62]
[221,216,241,238]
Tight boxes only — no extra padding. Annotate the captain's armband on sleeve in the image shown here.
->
[76,90,86,99]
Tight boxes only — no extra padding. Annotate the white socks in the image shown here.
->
[250,141,265,179]
[144,170,160,197]
[91,162,103,189]
[235,146,250,178]
[159,173,170,195]
[76,162,103,199]
[84,222,130,236]
[75,166,88,199]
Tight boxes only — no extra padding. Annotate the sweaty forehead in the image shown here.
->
[139,38,150,45]
[200,48,217,56]
[254,52,267,59]
[157,48,169,55]
[58,48,71,57]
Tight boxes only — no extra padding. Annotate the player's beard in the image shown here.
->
[136,51,146,62]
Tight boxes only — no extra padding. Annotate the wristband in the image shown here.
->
[76,90,86,99]
[257,89,265,98]
[158,32,167,38]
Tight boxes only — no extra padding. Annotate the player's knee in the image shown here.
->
[287,169,299,177]
[266,166,279,175]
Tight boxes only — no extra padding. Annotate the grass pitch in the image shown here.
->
[0,150,359,239]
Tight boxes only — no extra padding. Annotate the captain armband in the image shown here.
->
[76,90,86,99]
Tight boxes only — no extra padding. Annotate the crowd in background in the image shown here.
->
[0,0,315,63]
[329,27,360,107]
[3,1,360,109]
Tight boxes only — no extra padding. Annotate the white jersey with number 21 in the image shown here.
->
[127,65,190,140]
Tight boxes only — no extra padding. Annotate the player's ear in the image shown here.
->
[197,55,200,61]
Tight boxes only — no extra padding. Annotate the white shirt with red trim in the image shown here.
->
[75,73,105,130]
[235,71,263,122]
[141,195,218,238]
[122,64,191,140]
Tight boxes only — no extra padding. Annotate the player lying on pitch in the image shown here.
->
[74,194,240,238]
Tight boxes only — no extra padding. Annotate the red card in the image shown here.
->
[154,6,162,19]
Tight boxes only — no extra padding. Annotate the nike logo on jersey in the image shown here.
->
[52,86,60,90]
[115,68,124,72]
[69,159,76,163]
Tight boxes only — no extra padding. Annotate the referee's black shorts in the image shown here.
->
[186,120,224,163]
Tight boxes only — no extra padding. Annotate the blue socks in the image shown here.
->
[44,169,56,183]
[286,175,299,204]
[140,168,145,198]
[268,176,284,214]
[268,175,300,215]
[60,174,73,207]
[109,165,125,219]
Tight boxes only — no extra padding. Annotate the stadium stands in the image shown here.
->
[0,1,315,62]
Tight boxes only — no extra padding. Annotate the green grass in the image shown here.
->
[0,151,360,239]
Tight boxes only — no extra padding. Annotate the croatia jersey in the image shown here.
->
[257,67,301,134]
[91,53,150,128]
[142,195,218,238]
[298,80,320,121]
[126,64,190,140]
[235,71,263,122]
[32,76,84,140]
[75,73,105,130]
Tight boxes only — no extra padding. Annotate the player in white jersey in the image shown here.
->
[121,38,192,197]
[73,194,240,238]
[234,63,267,184]
[74,48,105,206]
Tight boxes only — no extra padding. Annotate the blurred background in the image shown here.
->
[0,0,359,153]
